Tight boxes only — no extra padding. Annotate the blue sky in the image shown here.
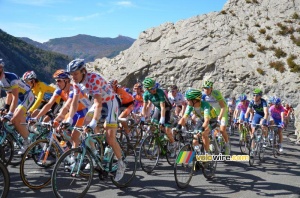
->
[0,0,227,43]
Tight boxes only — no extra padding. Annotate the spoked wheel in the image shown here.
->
[239,131,249,154]
[0,159,10,198]
[249,137,256,167]
[139,135,160,174]
[20,139,60,189]
[273,134,280,158]
[51,148,93,198]
[1,136,14,166]
[109,143,137,188]
[166,134,185,165]
[174,144,194,189]
[258,138,265,162]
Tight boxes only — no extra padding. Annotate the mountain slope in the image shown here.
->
[0,29,71,84]
[42,34,135,61]
[89,0,300,107]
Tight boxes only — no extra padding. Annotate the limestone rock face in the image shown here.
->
[87,0,300,130]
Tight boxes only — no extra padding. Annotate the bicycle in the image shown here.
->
[51,127,137,197]
[0,150,10,198]
[228,113,236,136]
[0,117,48,166]
[174,124,219,189]
[239,122,251,154]
[268,125,281,158]
[249,124,265,166]
[139,122,184,174]
[20,121,101,190]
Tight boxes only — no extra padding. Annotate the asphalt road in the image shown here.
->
[5,122,300,198]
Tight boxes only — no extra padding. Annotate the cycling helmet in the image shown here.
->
[0,59,4,67]
[185,88,202,100]
[66,59,85,72]
[202,80,213,88]
[253,88,262,95]
[155,82,160,88]
[108,79,118,87]
[53,69,70,79]
[268,96,274,104]
[143,78,155,89]
[239,94,247,101]
[124,88,130,93]
[22,71,37,81]
[273,97,281,105]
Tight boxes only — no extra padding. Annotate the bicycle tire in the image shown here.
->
[258,138,265,162]
[249,137,256,167]
[20,139,60,189]
[110,143,137,188]
[202,140,218,179]
[166,134,184,165]
[0,159,10,198]
[139,135,160,174]
[7,134,22,166]
[273,132,279,158]
[1,136,14,166]
[174,144,194,189]
[51,148,93,198]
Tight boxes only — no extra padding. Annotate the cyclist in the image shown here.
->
[175,88,217,154]
[227,96,237,125]
[167,85,187,117]
[233,94,250,141]
[283,103,292,129]
[132,82,144,116]
[22,70,58,118]
[202,80,230,155]
[109,79,135,138]
[140,78,177,156]
[32,69,91,149]
[245,88,269,151]
[269,97,285,153]
[0,59,35,154]
[65,59,125,181]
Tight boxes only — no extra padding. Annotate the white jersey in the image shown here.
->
[168,92,185,106]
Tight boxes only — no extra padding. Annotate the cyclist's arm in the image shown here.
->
[28,89,45,114]
[91,94,102,121]
[9,88,19,114]
[233,108,240,120]
[160,102,166,118]
[263,106,269,120]
[55,97,72,122]
[5,91,12,106]
[217,99,226,120]
[35,95,59,119]
[202,116,210,130]
[244,107,251,120]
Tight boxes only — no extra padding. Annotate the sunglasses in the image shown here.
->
[55,79,63,83]
[171,90,177,92]
[253,94,261,97]
[146,87,156,91]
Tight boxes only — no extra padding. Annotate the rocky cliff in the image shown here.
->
[87,0,300,130]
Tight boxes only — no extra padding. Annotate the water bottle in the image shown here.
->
[194,145,201,154]
[209,143,215,153]
[104,146,113,163]
[60,140,70,151]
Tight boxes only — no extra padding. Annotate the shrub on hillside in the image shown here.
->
[248,53,255,58]
[248,35,256,43]
[292,12,299,19]
[269,61,286,73]
[287,55,300,72]
[259,29,266,34]
[256,68,265,75]
[274,48,287,58]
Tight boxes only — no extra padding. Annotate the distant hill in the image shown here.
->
[20,34,135,62]
[0,29,71,84]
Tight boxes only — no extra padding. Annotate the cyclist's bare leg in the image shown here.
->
[106,127,122,159]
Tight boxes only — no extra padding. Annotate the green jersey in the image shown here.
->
[143,88,172,110]
[184,101,217,119]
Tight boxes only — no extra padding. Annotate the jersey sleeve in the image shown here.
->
[212,90,224,101]
[184,105,193,117]
[28,84,45,113]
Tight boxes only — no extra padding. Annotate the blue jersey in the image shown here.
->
[248,98,268,116]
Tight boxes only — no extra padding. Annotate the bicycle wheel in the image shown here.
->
[0,159,10,198]
[273,133,279,158]
[239,130,247,154]
[1,136,14,166]
[258,138,265,162]
[20,139,60,189]
[202,140,218,179]
[174,144,194,189]
[249,137,256,167]
[8,134,22,166]
[51,148,93,198]
[130,125,143,149]
[166,134,185,165]
[110,143,137,188]
[139,135,160,173]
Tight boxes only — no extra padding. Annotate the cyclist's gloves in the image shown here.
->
[4,112,13,121]
[61,117,73,128]
[159,117,165,125]
[28,117,37,123]
[262,119,268,126]
[87,119,97,130]
[279,122,285,128]
[140,117,145,125]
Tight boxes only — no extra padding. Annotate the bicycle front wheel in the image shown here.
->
[0,159,10,198]
[139,135,160,173]
[20,139,60,189]
[110,143,137,188]
[51,148,93,198]
[249,137,256,167]
[174,144,194,189]
[166,134,185,165]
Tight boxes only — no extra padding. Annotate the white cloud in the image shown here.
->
[56,13,100,22]
[9,0,67,6]
[115,1,134,7]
